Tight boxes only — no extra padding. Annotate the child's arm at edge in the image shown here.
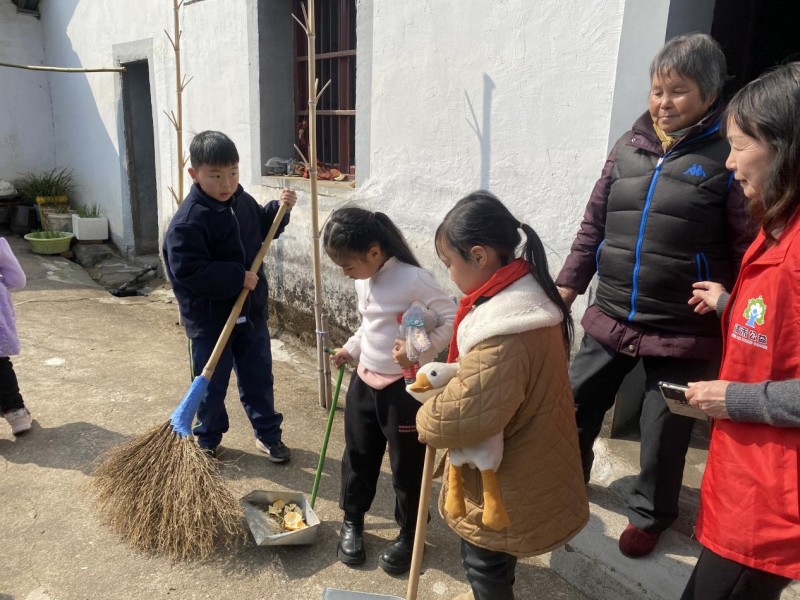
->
[0,239,26,290]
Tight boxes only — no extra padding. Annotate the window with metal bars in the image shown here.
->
[293,0,356,178]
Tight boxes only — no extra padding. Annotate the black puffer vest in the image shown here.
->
[594,113,737,337]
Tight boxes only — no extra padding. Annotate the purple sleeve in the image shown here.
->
[555,143,618,293]
[0,238,26,290]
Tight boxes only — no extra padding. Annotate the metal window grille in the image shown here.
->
[294,0,356,176]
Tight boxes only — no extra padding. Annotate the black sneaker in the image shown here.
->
[255,438,291,463]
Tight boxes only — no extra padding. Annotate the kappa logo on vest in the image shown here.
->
[683,163,707,177]
[731,295,768,350]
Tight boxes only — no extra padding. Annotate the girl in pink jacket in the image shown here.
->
[0,238,31,435]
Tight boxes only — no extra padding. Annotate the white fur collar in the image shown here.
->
[457,274,563,356]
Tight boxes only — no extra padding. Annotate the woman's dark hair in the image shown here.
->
[323,207,421,267]
[725,62,800,244]
[435,190,573,352]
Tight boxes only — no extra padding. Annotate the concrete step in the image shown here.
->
[545,430,800,599]
[71,243,166,295]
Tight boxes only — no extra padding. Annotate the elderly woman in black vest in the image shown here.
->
[555,33,755,558]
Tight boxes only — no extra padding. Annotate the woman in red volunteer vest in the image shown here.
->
[682,63,800,599]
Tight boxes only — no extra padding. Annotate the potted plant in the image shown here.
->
[15,168,75,231]
[72,203,108,242]
[44,203,75,233]
[23,229,75,255]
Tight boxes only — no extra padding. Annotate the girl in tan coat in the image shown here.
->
[417,191,589,600]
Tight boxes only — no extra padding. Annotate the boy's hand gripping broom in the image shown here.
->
[91,204,289,562]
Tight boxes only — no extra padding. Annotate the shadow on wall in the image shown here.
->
[464,73,496,190]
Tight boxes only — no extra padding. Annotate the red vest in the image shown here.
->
[695,218,800,579]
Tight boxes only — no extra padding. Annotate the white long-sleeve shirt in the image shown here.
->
[343,257,456,374]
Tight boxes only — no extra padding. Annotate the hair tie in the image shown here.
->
[518,221,524,229]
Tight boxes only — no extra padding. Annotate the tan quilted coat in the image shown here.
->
[416,275,589,557]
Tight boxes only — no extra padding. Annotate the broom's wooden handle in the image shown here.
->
[200,202,290,380]
[406,444,436,600]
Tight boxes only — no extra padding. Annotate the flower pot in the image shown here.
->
[45,211,74,233]
[72,214,108,241]
[24,232,74,255]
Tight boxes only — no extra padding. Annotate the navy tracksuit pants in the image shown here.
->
[190,319,282,449]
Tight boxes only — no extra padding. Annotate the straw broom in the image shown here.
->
[91,203,289,561]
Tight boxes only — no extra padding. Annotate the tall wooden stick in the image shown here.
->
[165,0,192,205]
[406,446,436,600]
[294,1,333,408]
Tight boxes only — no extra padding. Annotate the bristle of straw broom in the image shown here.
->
[90,421,245,561]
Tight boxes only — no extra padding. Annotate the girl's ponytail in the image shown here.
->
[323,207,420,267]
[437,190,573,353]
[372,212,421,267]
[520,223,574,352]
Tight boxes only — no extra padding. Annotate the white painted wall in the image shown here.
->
[364,0,624,254]
[1,0,702,343]
[27,0,258,250]
[608,0,671,149]
[271,0,633,335]
[0,3,55,181]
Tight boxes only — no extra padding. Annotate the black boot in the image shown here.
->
[337,514,366,565]
[378,533,414,575]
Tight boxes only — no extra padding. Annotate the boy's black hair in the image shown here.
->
[436,190,573,352]
[323,207,421,267]
[189,130,240,169]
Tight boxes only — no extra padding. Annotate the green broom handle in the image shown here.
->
[200,202,290,380]
[311,357,345,508]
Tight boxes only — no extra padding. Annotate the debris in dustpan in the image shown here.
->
[262,499,308,531]
[241,490,320,546]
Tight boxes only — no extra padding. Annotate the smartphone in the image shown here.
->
[658,382,689,404]
[658,381,708,420]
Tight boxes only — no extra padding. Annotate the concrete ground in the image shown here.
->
[0,235,586,600]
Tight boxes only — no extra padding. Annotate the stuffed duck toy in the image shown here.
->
[407,362,511,531]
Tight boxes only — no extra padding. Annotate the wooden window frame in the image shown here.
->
[293,0,356,176]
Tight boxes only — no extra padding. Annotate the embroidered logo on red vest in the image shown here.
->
[732,296,768,349]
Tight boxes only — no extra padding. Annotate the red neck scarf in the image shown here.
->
[447,257,531,363]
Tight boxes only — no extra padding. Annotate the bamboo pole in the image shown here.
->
[0,61,125,73]
[294,1,333,409]
[164,0,192,205]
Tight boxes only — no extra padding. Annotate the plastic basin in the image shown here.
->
[24,232,74,255]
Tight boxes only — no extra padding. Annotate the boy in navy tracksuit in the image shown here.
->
[163,130,296,462]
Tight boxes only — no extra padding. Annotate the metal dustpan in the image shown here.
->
[321,591,401,600]
[241,490,320,546]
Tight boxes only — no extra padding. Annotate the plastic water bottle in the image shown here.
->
[397,313,420,385]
